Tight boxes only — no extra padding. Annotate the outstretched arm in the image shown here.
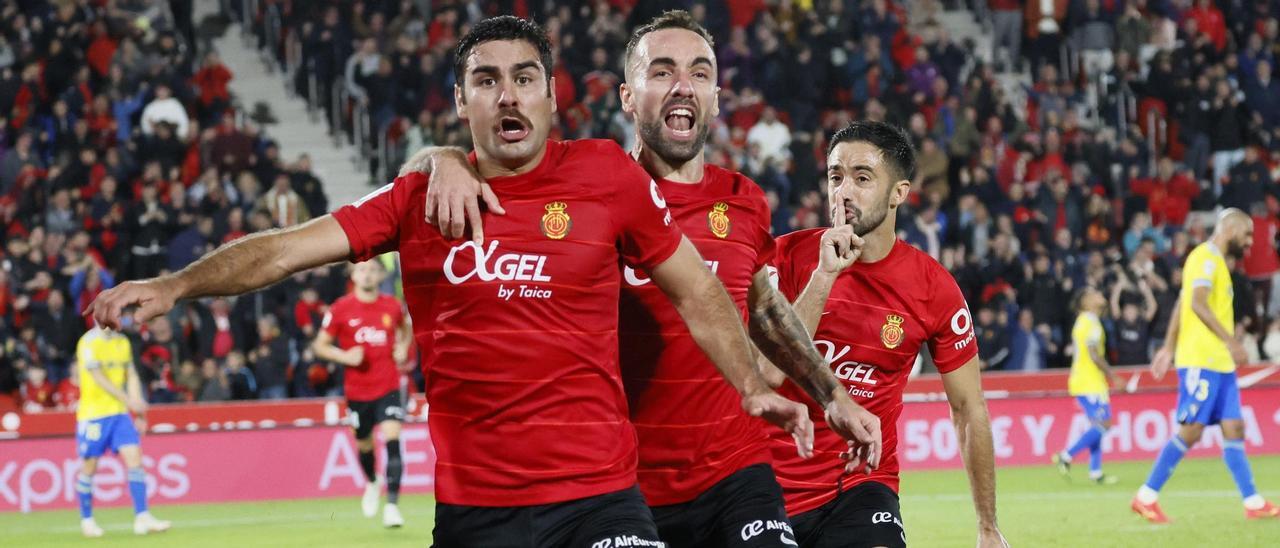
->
[86,215,352,329]
[650,238,814,458]
[748,267,881,471]
[940,357,1008,548]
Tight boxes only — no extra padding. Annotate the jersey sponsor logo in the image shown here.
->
[444,241,552,284]
[443,241,555,301]
[881,314,905,349]
[740,519,792,542]
[815,339,879,399]
[871,511,905,530]
[649,179,666,209]
[624,260,719,286]
[951,307,975,350]
[540,201,572,239]
[590,536,665,548]
[707,202,731,238]
[353,326,388,346]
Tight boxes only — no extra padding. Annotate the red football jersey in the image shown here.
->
[769,231,978,516]
[321,293,405,401]
[619,165,775,506]
[332,139,683,506]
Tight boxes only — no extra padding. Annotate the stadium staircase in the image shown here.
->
[198,2,372,211]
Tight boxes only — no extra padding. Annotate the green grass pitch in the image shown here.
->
[4,456,1277,547]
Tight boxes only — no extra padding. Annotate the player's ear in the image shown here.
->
[619,82,636,115]
[889,179,911,208]
[710,85,721,117]
[454,84,467,120]
[549,76,558,114]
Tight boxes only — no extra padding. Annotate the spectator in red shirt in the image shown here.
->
[53,362,80,412]
[1184,0,1227,52]
[1131,158,1200,227]
[20,365,54,412]
[191,51,233,125]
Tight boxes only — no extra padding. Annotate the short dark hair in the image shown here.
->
[826,121,917,182]
[453,16,553,91]
[624,10,716,68]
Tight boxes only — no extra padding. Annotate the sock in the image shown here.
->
[1089,431,1104,477]
[1244,494,1266,511]
[1136,485,1160,505]
[359,448,377,483]
[127,468,148,515]
[76,473,93,519]
[1143,436,1189,493]
[1222,439,1259,502]
[385,440,403,505]
[1065,425,1104,459]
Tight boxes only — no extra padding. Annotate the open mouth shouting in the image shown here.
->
[496,113,531,143]
[663,103,697,140]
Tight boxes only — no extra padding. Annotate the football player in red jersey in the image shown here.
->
[406,11,882,548]
[765,121,1008,548]
[312,259,412,528]
[85,16,813,548]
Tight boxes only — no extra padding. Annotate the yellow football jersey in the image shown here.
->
[1175,242,1235,372]
[76,327,134,421]
[1069,312,1109,397]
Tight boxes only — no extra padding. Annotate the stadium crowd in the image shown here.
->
[0,0,356,412]
[4,0,1280,412]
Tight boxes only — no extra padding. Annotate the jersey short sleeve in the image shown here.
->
[769,232,806,302]
[610,160,683,270]
[332,173,420,262]
[927,271,978,374]
[77,336,100,370]
[1190,250,1218,289]
[320,301,343,339]
[748,190,776,273]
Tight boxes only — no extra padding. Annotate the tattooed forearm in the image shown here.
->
[748,273,842,406]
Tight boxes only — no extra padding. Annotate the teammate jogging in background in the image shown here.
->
[766,121,1008,548]
[406,11,881,548]
[1133,208,1280,522]
[86,16,813,548]
[1053,287,1120,484]
[312,259,412,528]
[74,327,170,538]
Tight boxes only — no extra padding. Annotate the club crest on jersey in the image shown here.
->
[881,314,905,349]
[708,202,731,238]
[382,314,392,328]
[541,201,571,239]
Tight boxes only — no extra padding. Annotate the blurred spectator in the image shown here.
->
[747,107,791,169]
[250,314,291,400]
[975,304,1011,370]
[196,357,229,402]
[139,83,190,140]
[1109,271,1157,366]
[225,350,257,400]
[20,364,54,412]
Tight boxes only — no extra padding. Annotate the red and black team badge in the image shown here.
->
[541,201,571,239]
[708,202,731,238]
[881,314,905,349]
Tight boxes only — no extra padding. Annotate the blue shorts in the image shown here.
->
[1075,395,1112,422]
[1175,368,1243,426]
[76,414,140,459]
